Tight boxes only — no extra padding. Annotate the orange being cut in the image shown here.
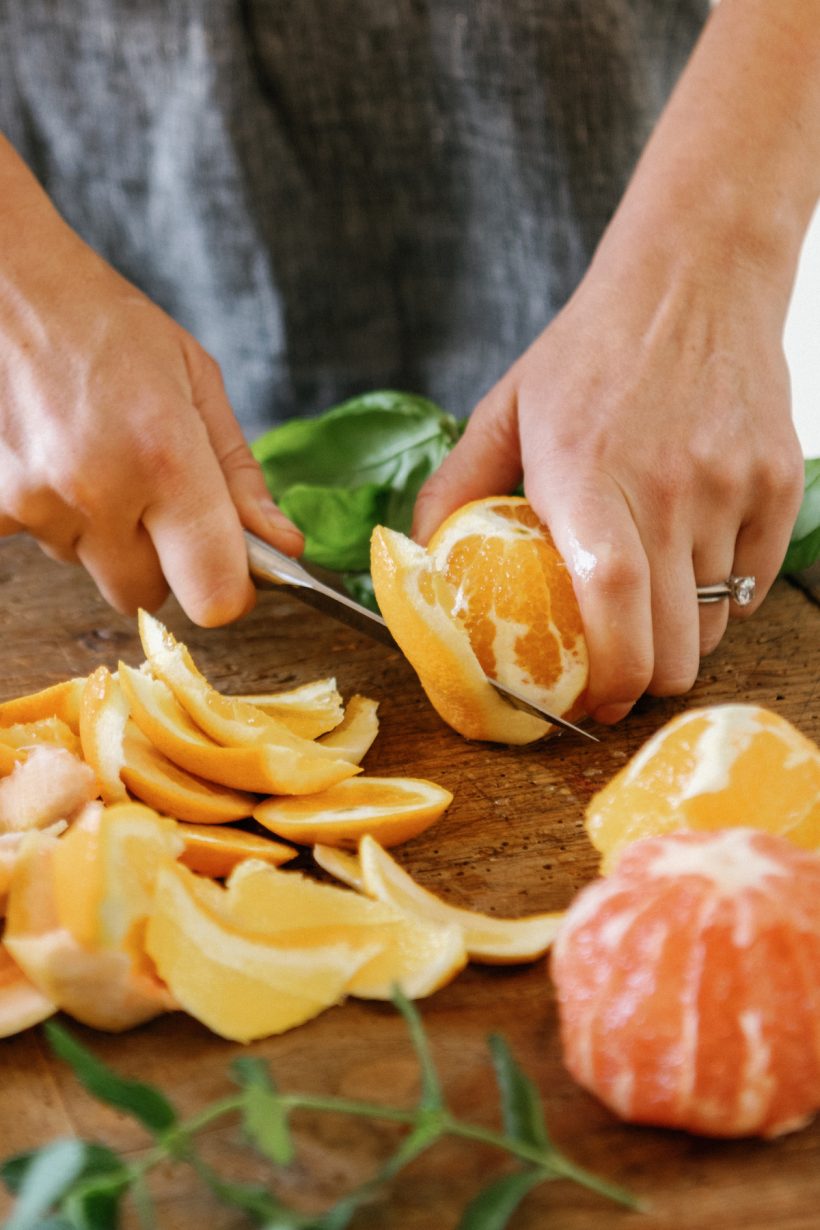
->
[371,497,588,743]
[585,704,820,873]
[551,827,820,1139]
[253,775,453,848]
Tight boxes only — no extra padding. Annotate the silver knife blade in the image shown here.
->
[245,530,599,742]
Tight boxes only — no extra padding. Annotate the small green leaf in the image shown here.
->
[3,1139,87,1230]
[456,1169,546,1230]
[487,1035,550,1150]
[232,1058,294,1166]
[781,458,820,574]
[45,1022,177,1136]
[391,987,443,1110]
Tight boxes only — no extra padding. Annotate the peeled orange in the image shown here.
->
[585,704,820,873]
[371,497,588,743]
[253,775,453,848]
[551,827,820,1138]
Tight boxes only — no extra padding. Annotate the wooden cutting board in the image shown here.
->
[1,534,818,1229]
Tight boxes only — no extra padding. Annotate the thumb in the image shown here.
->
[411,383,521,544]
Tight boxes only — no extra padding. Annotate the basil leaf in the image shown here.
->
[252,391,460,495]
[231,1057,294,1166]
[781,457,820,574]
[278,483,388,572]
[487,1035,550,1150]
[456,1169,546,1230]
[45,1022,177,1136]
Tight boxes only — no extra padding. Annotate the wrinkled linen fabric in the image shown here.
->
[0,1,708,437]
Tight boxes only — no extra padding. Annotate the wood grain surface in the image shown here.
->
[0,534,818,1230]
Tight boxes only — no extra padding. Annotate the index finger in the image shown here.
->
[530,480,654,724]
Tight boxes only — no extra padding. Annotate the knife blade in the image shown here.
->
[244,530,600,742]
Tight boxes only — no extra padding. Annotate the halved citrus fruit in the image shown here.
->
[229,678,344,740]
[214,860,466,999]
[0,677,86,734]
[253,776,452,848]
[118,661,358,796]
[338,836,564,964]
[0,941,56,1038]
[318,695,379,764]
[177,824,297,878]
[371,527,548,744]
[551,827,820,1138]
[144,858,378,1042]
[585,704,820,873]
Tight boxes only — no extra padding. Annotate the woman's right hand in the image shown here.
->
[0,136,302,625]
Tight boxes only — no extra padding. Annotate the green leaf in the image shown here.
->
[45,1022,177,1136]
[456,1169,546,1230]
[781,457,820,574]
[391,987,443,1110]
[252,391,460,496]
[3,1139,88,1230]
[195,1162,290,1225]
[231,1057,294,1166]
[278,483,388,572]
[487,1035,550,1151]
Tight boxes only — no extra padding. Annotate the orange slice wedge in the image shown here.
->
[229,678,344,740]
[177,824,297,878]
[253,776,453,848]
[0,941,56,1038]
[0,677,86,734]
[144,859,379,1042]
[348,835,565,964]
[118,661,358,796]
[137,611,349,764]
[219,860,467,999]
[318,695,379,764]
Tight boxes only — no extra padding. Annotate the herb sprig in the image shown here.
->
[1,991,640,1230]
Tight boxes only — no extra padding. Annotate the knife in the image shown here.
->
[244,530,600,742]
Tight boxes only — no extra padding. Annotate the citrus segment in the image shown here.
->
[0,677,86,734]
[370,525,549,744]
[0,717,82,758]
[218,860,467,999]
[427,496,588,721]
[0,941,56,1037]
[253,775,452,848]
[79,666,130,803]
[585,704,820,873]
[137,610,346,764]
[318,695,379,764]
[145,859,378,1042]
[551,828,820,1138]
[118,661,358,796]
[4,828,176,1032]
[177,824,297,878]
[356,836,564,964]
[0,745,97,835]
[229,678,344,740]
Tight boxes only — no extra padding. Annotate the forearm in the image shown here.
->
[602,0,820,314]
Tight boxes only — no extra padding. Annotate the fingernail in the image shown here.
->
[260,499,303,543]
[592,701,635,725]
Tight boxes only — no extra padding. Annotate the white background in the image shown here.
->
[786,205,820,458]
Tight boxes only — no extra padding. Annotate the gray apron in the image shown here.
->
[0,1,708,438]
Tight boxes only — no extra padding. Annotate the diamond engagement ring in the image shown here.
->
[696,575,756,606]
